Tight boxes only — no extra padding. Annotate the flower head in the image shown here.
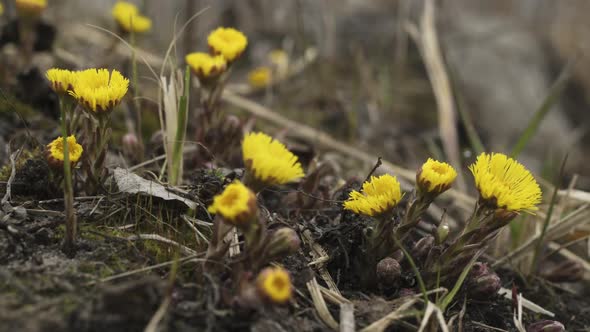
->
[0,3,4,15]
[46,135,83,169]
[112,1,152,33]
[15,0,46,17]
[256,267,292,304]
[46,68,77,94]
[469,152,542,213]
[207,181,257,226]
[207,27,248,62]
[248,66,272,88]
[185,52,227,81]
[343,174,402,217]
[242,132,304,186]
[417,158,457,195]
[70,69,129,114]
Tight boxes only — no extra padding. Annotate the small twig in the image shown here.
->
[361,157,383,190]
[2,148,22,208]
[360,298,418,332]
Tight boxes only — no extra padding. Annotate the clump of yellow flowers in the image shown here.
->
[342,153,541,288]
[469,152,541,213]
[70,68,129,114]
[185,52,227,82]
[207,27,248,62]
[242,132,305,189]
[208,181,257,226]
[15,0,47,17]
[247,66,272,88]
[46,135,83,169]
[343,174,402,217]
[256,267,292,304]
[112,1,152,33]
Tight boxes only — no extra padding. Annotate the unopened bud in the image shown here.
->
[470,262,490,279]
[527,320,565,332]
[411,235,434,260]
[435,222,449,244]
[265,228,301,259]
[391,249,404,262]
[376,257,401,288]
[122,133,140,157]
[540,261,584,283]
[470,272,501,298]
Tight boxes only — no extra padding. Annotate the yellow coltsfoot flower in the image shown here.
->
[208,181,257,226]
[343,174,402,217]
[185,52,227,81]
[46,68,77,95]
[256,266,292,304]
[0,3,4,16]
[417,158,457,195]
[15,0,47,17]
[247,66,272,88]
[46,135,84,169]
[242,132,304,186]
[112,1,152,33]
[70,68,129,114]
[469,152,542,213]
[207,27,248,62]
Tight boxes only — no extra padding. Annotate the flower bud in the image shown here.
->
[391,249,404,262]
[435,221,449,244]
[265,227,301,259]
[540,261,584,283]
[527,320,565,332]
[256,267,292,304]
[416,159,457,196]
[469,271,501,298]
[376,257,401,288]
[411,235,434,260]
[122,133,140,158]
[470,262,490,279]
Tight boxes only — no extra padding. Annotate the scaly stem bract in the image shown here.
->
[59,96,76,257]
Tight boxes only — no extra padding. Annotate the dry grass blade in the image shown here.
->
[126,234,197,255]
[360,298,417,332]
[406,0,465,191]
[301,229,342,295]
[417,302,449,332]
[319,286,351,305]
[498,288,554,317]
[493,205,590,269]
[307,277,339,330]
[339,303,355,332]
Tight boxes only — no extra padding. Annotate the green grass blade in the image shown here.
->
[439,251,482,311]
[530,155,567,277]
[510,63,572,158]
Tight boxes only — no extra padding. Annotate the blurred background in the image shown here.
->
[2,0,589,187]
